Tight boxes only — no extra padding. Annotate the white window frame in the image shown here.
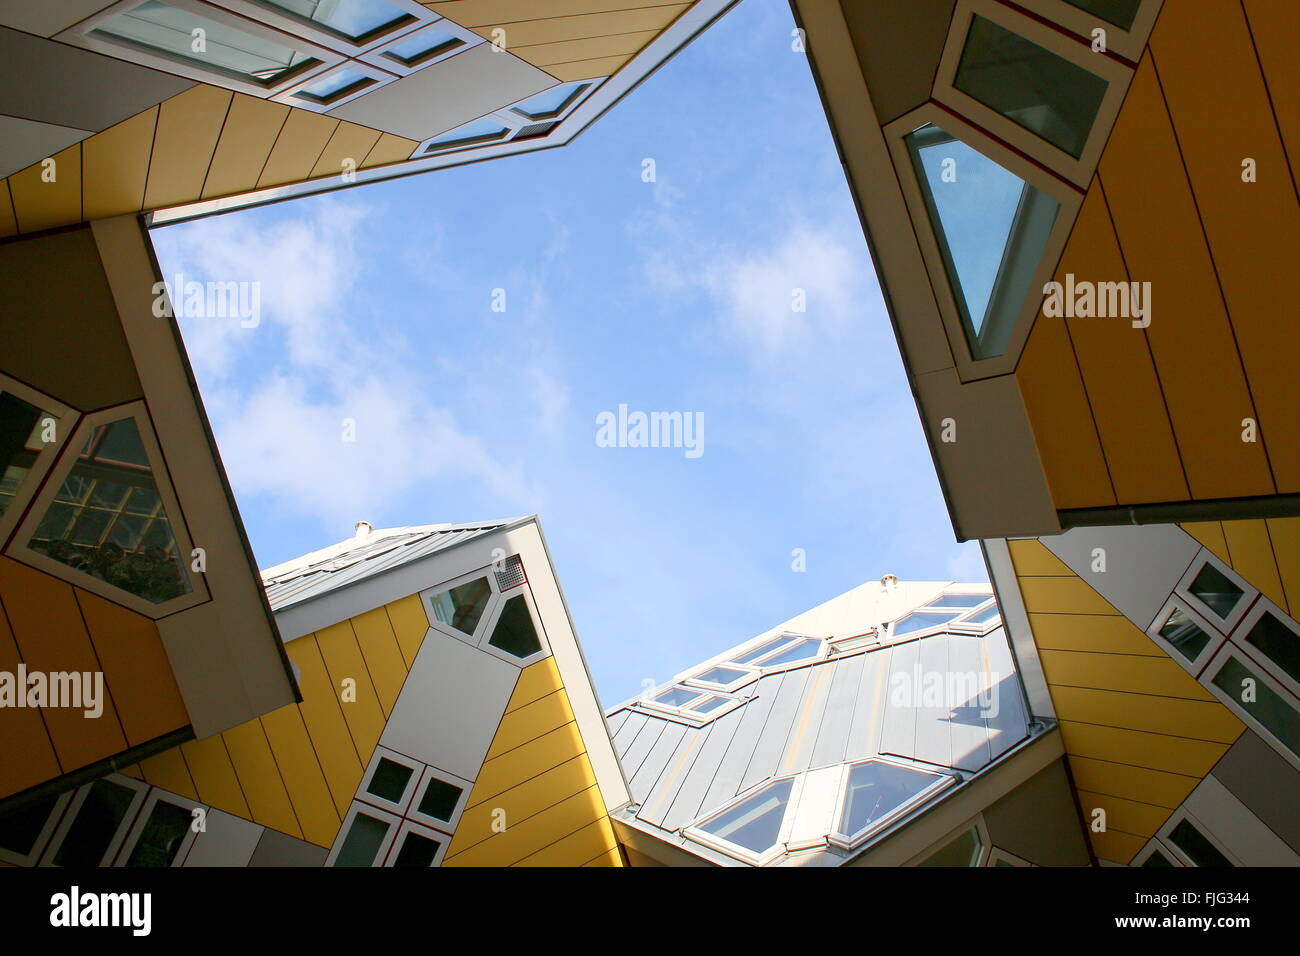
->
[683,773,800,866]
[958,599,1003,630]
[0,374,77,549]
[476,583,550,668]
[906,814,992,866]
[407,764,471,833]
[636,686,745,726]
[742,633,827,671]
[1145,596,1225,677]
[8,402,210,618]
[987,845,1033,866]
[1232,599,1300,700]
[884,102,1085,381]
[386,818,451,867]
[509,81,597,122]
[55,0,343,97]
[38,773,150,867]
[112,789,203,867]
[414,81,601,158]
[0,790,74,867]
[888,605,969,641]
[215,0,433,56]
[1202,642,1300,772]
[682,662,760,694]
[1175,551,1257,635]
[358,16,485,76]
[1154,808,1242,867]
[1131,837,1185,867]
[934,0,1134,187]
[829,756,960,852]
[326,802,400,867]
[1015,0,1165,62]
[271,59,398,112]
[356,746,423,816]
[420,568,497,646]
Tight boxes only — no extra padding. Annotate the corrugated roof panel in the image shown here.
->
[808,652,865,768]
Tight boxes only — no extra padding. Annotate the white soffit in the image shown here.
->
[327,42,557,141]
[0,0,114,36]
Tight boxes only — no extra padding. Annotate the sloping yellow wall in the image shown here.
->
[1009,540,1245,863]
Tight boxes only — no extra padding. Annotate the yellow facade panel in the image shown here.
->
[1076,789,1171,839]
[313,621,387,768]
[1018,576,1119,616]
[180,735,251,819]
[542,53,633,82]
[257,707,341,847]
[506,656,564,711]
[1052,686,1242,744]
[0,610,61,797]
[360,132,417,169]
[517,816,617,866]
[467,721,587,809]
[486,688,575,759]
[1015,315,1114,511]
[385,593,430,667]
[1058,720,1229,778]
[8,144,81,234]
[138,746,198,801]
[257,110,339,189]
[1266,517,1300,615]
[221,718,303,839]
[1098,59,1274,500]
[144,85,233,210]
[443,785,605,866]
[583,846,624,866]
[1067,755,1199,810]
[1029,613,1166,657]
[512,30,658,67]
[1180,521,1230,566]
[1090,827,1146,865]
[202,94,289,199]
[1150,0,1300,491]
[310,123,381,180]
[425,0,686,29]
[284,636,363,816]
[350,606,409,717]
[1040,649,1216,702]
[469,4,686,47]
[1008,538,1075,576]
[449,753,596,855]
[1060,185,1189,506]
[74,589,189,748]
[1220,519,1287,611]
[0,181,16,238]
[1242,0,1300,174]
[82,108,156,221]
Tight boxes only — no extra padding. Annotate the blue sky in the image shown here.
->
[152,0,986,708]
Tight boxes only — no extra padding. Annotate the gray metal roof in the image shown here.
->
[607,625,1027,840]
[261,520,519,612]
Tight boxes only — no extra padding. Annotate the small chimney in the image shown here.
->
[880,573,898,592]
[354,521,372,538]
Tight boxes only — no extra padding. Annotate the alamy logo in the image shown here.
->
[889,667,1001,718]
[1041,273,1151,328]
[595,404,704,459]
[50,886,151,936]
[0,666,102,718]
[151,273,261,328]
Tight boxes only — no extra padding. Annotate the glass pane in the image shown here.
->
[366,758,413,803]
[125,800,192,867]
[1244,613,1300,683]
[1158,606,1213,661]
[335,812,389,866]
[0,795,59,855]
[1141,849,1174,867]
[654,686,701,708]
[689,696,728,714]
[905,124,1059,360]
[392,831,440,867]
[918,825,983,866]
[1189,564,1244,619]
[416,777,462,822]
[731,637,791,665]
[927,593,989,608]
[699,778,792,854]
[840,761,941,837]
[0,392,50,518]
[428,577,491,635]
[893,609,960,636]
[953,15,1109,158]
[758,638,822,667]
[264,0,411,41]
[694,666,747,685]
[382,27,462,66]
[513,82,586,118]
[1062,0,1141,30]
[29,418,192,604]
[293,65,373,103]
[54,780,136,866]
[964,603,1001,625]
[425,117,509,150]
[1168,819,1232,868]
[93,0,317,85]
[1212,657,1300,757]
[487,595,542,658]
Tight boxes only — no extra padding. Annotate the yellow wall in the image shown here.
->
[443,656,622,867]
[1017,0,1300,510]
[1181,518,1300,616]
[1009,540,1245,864]
[0,556,189,801]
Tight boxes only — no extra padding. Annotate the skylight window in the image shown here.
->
[427,577,490,636]
[654,686,702,708]
[486,595,543,659]
[927,593,989,609]
[758,638,822,667]
[422,117,511,153]
[512,82,591,121]
[260,0,414,42]
[731,636,790,664]
[892,608,961,636]
[693,778,792,859]
[290,64,375,104]
[963,603,1001,626]
[905,123,1059,361]
[1156,606,1213,662]
[377,26,462,66]
[693,665,749,686]
[832,759,955,848]
[1188,563,1244,620]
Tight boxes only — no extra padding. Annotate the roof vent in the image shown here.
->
[354,521,372,538]
[880,574,898,592]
